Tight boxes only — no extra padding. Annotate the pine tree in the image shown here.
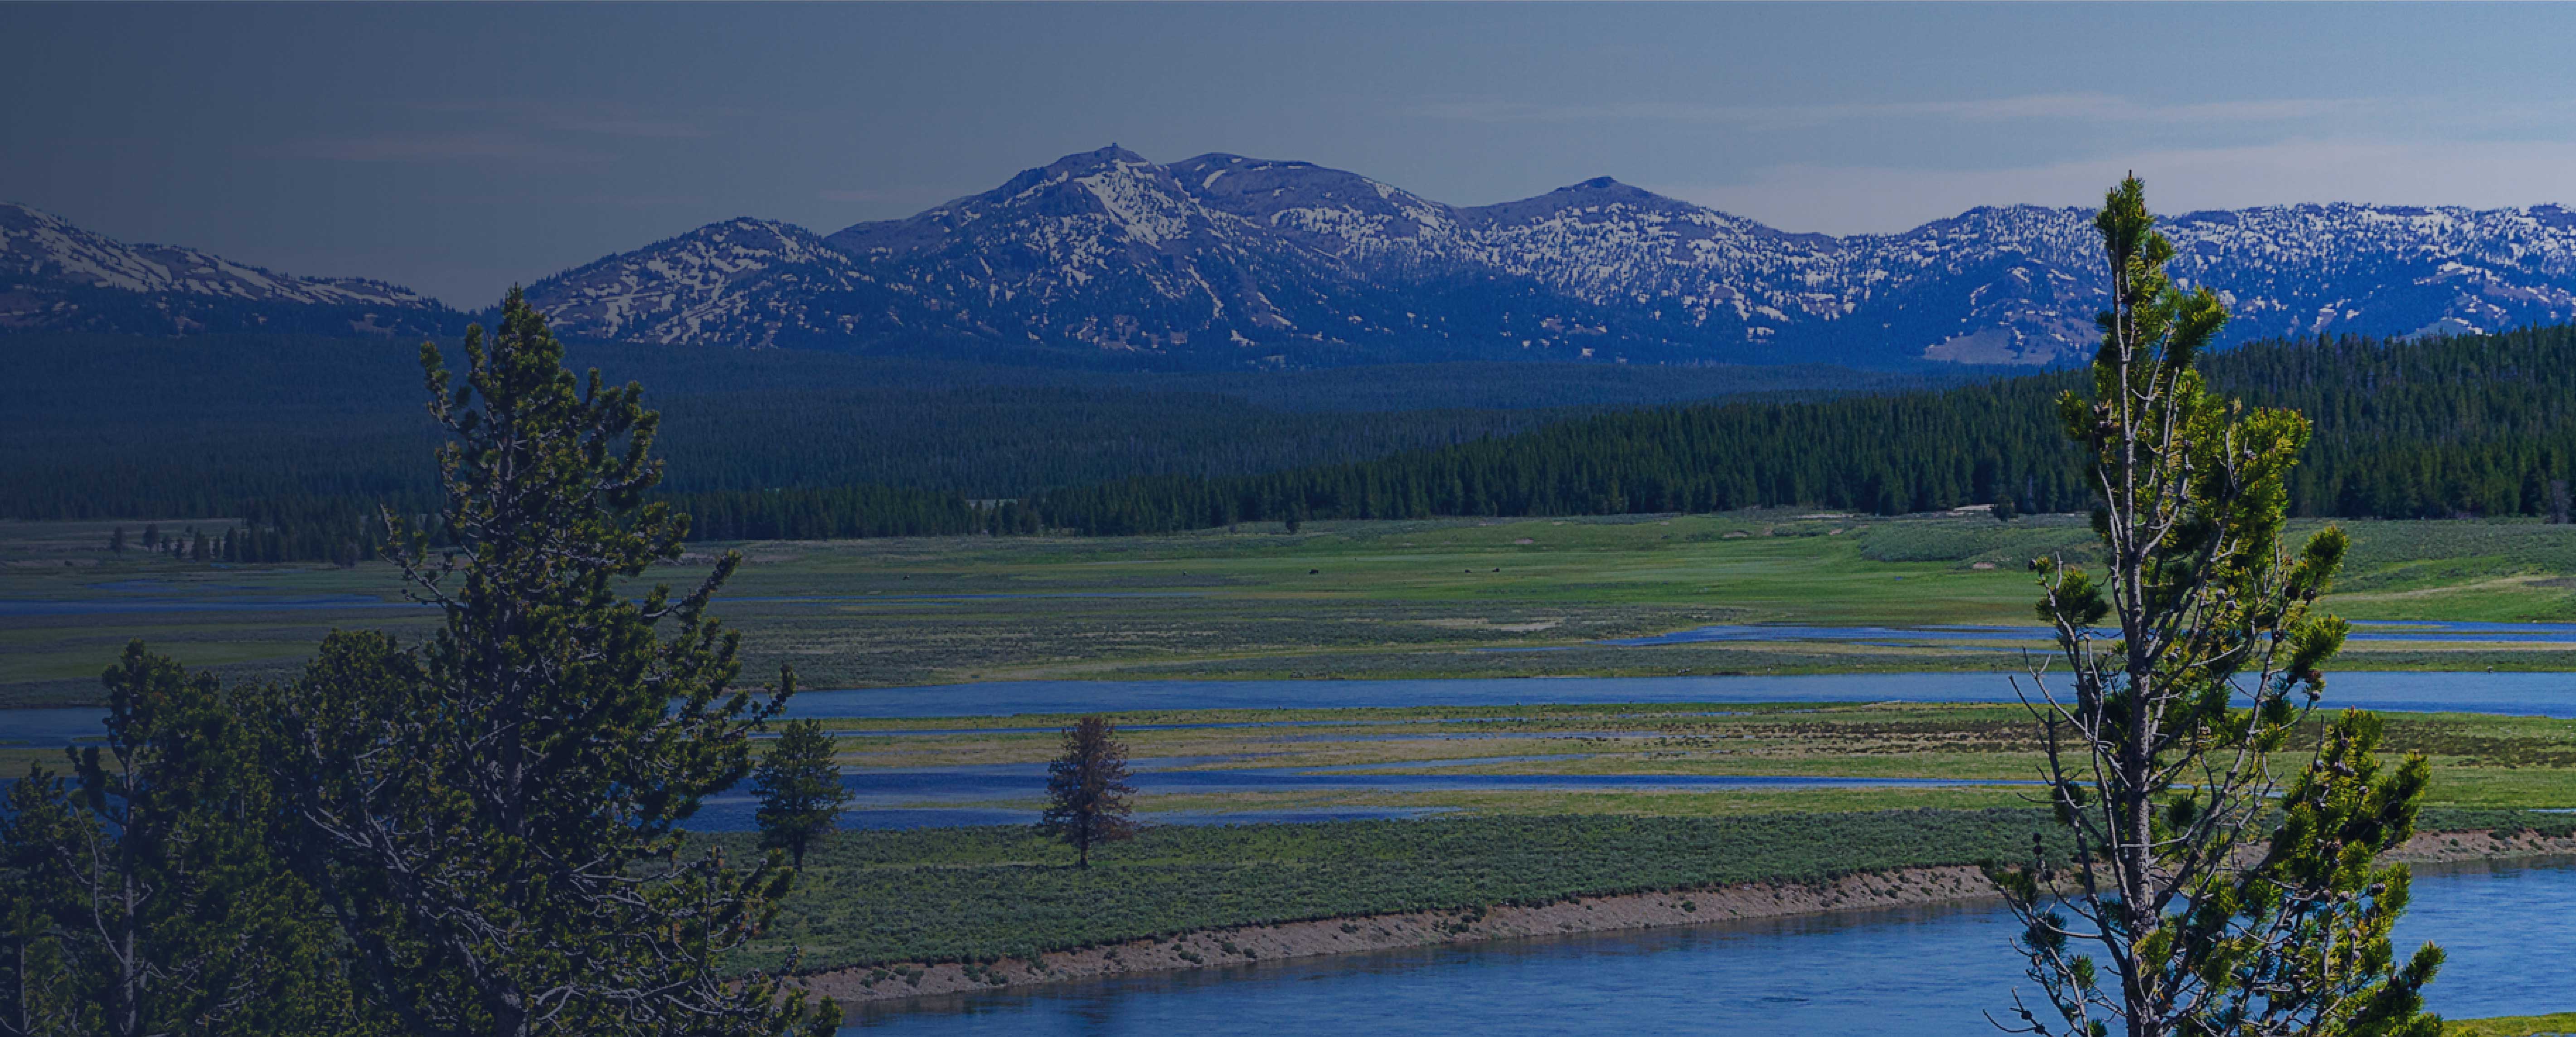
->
[141,523,158,551]
[269,290,837,1037]
[0,643,361,1037]
[752,719,853,868]
[1041,716,1137,868]
[1986,178,2440,1037]
[108,526,125,554]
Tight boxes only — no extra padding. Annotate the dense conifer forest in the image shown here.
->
[1027,326,2576,534]
[12,325,2576,554]
[0,333,1920,557]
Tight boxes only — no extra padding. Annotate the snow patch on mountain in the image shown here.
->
[179,146,2576,369]
[0,202,436,309]
[0,201,451,336]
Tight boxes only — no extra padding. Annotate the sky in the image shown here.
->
[9,3,2576,307]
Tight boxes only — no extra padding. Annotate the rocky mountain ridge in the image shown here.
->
[16,147,2576,369]
[0,202,459,337]
[538,146,2576,367]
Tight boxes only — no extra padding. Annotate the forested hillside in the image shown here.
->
[0,333,1904,550]
[1028,326,2576,534]
[19,326,2576,553]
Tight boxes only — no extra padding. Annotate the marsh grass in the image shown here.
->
[12,511,2576,705]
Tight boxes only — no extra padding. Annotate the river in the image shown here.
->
[23,671,2572,745]
[843,856,2576,1035]
[760,670,2576,721]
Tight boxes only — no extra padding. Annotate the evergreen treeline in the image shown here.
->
[1026,326,2576,534]
[25,326,2576,547]
[675,486,1037,540]
[110,487,1009,565]
[3,332,1901,523]
[106,500,388,567]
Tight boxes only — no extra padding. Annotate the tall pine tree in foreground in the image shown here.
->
[1041,716,1137,869]
[272,290,837,1037]
[1987,179,2440,1037]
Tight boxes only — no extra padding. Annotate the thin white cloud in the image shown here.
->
[1413,93,2382,128]
[287,130,614,165]
[409,99,718,139]
[1649,138,2576,236]
[554,116,708,140]
[568,193,706,208]
[817,186,970,205]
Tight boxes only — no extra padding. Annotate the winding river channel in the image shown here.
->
[844,856,2576,1035]
[757,667,2576,1032]
[11,664,2575,1030]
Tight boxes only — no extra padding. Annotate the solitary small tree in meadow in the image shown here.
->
[1987,177,2440,1037]
[754,718,853,868]
[1041,716,1137,868]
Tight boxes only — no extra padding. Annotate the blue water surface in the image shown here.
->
[770,671,2576,722]
[1606,620,2576,648]
[843,857,2576,1035]
[15,672,2576,749]
[678,756,2020,833]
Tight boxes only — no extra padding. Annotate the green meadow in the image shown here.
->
[11,509,2576,706]
[809,700,2576,818]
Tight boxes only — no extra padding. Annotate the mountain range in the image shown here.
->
[0,201,457,339]
[14,145,2576,369]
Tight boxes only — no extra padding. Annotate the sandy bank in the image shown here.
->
[802,828,2576,1005]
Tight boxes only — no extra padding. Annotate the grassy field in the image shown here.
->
[740,809,2085,970]
[738,805,2576,972]
[2454,1014,2576,1036]
[11,510,2576,706]
[16,511,2576,1009]
[798,700,2576,820]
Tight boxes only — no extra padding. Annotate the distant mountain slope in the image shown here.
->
[525,148,2576,368]
[520,218,965,350]
[0,202,459,336]
[822,146,1339,354]
[24,150,2576,369]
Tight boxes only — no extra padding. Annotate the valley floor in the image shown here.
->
[10,510,2576,706]
[13,512,2576,1025]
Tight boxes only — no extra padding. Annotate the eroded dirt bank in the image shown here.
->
[802,829,2576,1004]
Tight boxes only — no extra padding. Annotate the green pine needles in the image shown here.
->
[755,720,855,868]
[262,289,837,1036]
[5,292,849,1034]
[1987,179,2440,1037]
[2,644,361,1037]
[1041,716,1138,869]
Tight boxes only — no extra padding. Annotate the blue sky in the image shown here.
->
[8,3,2576,306]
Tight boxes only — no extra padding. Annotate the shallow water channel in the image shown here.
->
[843,856,2576,1035]
[15,670,2576,828]
[771,669,2576,721]
[24,670,2576,750]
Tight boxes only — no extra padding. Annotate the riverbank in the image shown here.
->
[799,826,2576,1005]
